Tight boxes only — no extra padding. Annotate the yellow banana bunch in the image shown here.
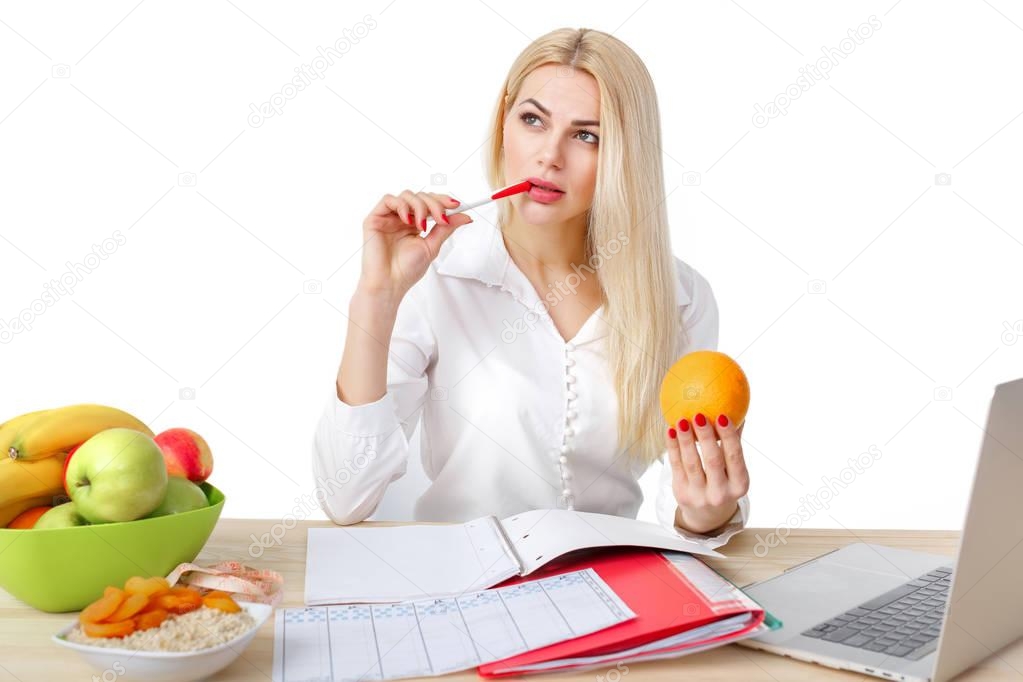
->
[6,404,153,461]
[0,408,52,459]
[0,455,67,527]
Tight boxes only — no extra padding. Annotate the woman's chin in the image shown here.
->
[516,198,565,222]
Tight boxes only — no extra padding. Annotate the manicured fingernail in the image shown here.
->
[718,414,729,427]
[667,427,677,439]
[450,198,460,205]
[694,413,707,427]
[420,218,427,229]
[441,214,449,225]
[678,419,690,432]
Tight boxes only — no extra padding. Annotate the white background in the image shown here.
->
[1,1,1020,534]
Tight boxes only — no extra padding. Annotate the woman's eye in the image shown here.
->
[519,113,599,145]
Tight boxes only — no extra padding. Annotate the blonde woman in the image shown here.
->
[313,27,750,548]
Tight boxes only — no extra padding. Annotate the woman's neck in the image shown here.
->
[502,211,590,280]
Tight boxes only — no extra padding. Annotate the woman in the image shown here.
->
[313,27,750,549]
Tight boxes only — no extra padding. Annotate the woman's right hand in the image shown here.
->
[358,190,474,299]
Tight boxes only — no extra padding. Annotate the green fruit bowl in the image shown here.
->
[0,483,224,613]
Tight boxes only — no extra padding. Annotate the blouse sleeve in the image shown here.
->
[311,288,436,525]
[654,261,751,550]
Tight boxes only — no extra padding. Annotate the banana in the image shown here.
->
[0,455,67,526]
[0,494,60,528]
[0,408,53,459]
[7,404,153,461]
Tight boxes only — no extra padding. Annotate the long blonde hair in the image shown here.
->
[483,27,686,466]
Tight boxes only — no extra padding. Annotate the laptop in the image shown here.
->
[736,376,1023,682]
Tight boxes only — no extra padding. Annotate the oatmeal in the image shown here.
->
[65,605,257,652]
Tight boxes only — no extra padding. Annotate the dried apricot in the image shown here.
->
[106,593,149,622]
[203,595,241,613]
[82,619,135,638]
[79,587,126,624]
[124,576,170,599]
[133,608,168,631]
[154,587,202,614]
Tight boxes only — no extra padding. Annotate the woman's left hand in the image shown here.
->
[666,413,749,535]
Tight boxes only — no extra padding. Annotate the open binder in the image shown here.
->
[478,548,783,677]
[305,508,728,605]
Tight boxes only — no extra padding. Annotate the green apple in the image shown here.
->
[34,502,89,529]
[148,476,208,517]
[66,428,168,523]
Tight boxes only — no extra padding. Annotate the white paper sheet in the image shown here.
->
[305,517,520,605]
[305,510,724,606]
[501,509,725,574]
[274,568,635,682]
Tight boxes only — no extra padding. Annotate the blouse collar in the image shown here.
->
[435,217,694,310]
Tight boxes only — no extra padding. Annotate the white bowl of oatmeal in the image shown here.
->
[52,601,273,682]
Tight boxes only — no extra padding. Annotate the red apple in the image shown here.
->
[154,428,213,482]
[62,442,83,495]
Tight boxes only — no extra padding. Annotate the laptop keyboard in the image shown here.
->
[802,565,953,660]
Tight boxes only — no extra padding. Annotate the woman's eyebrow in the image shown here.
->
[519,98,600,126]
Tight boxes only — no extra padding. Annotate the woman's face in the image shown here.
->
[503,64,601,226]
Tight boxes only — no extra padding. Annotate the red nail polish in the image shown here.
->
[678,419,690,432]
[668,427,677,439]
[441,214,449,225]
[695,413,707,427]
[718,414,729,427]
[420,218,426,229]
[450,198,460,205]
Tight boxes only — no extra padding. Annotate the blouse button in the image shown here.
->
[566,374,577,384]
[561,487,572,497]
[559,454,568,464]
[564,427,574,438]
[565,358,576,367]
[566,390,578,401]
[567,410,578,420]
[565,342,575,352]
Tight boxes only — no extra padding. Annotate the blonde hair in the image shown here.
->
[483,27,686,466]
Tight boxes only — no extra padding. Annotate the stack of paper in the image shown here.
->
[272,568,635,681]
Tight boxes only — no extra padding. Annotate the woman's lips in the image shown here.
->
[527,184,565,203]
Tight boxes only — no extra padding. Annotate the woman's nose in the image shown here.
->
[538,137,563,168]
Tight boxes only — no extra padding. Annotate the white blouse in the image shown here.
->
[312,202,750,550]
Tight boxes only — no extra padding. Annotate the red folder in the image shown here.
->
[477,548,767,677]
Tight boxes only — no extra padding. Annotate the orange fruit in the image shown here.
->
[7,506,52,529]
[660,350,750,428]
